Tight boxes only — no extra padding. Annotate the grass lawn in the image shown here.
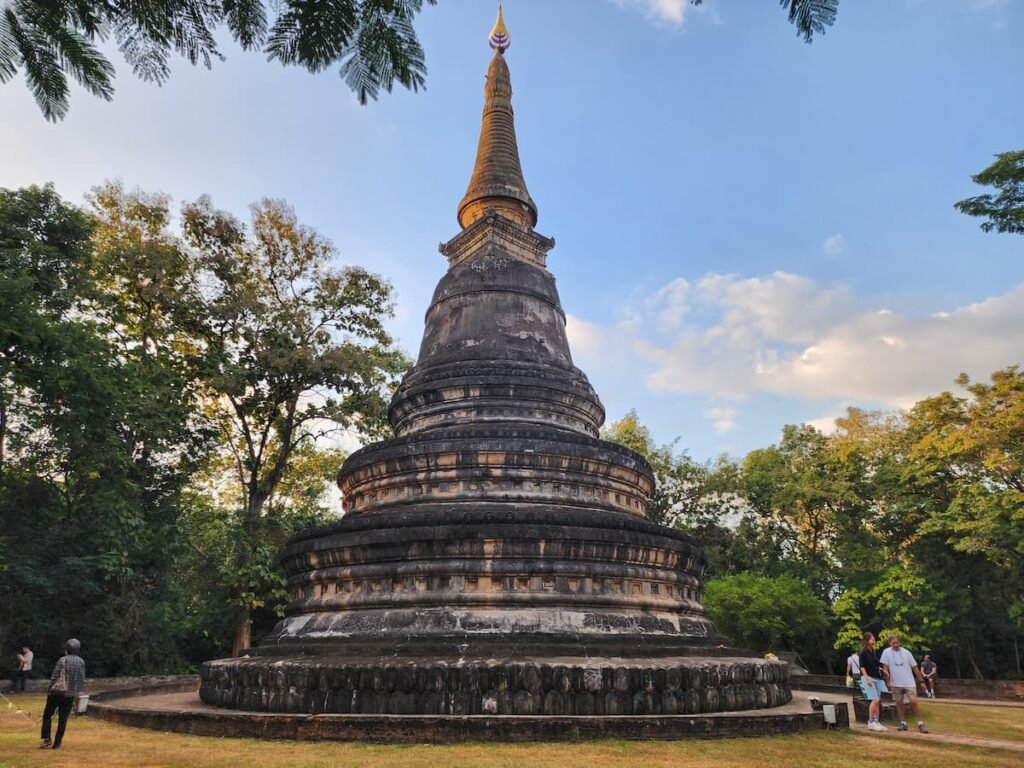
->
[920,700,1024,742]
[0,694,1020,768]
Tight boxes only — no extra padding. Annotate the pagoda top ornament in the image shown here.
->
[489,3,511,52]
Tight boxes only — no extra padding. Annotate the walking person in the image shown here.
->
[846,647,861,687]
[39,639,86,750]
[920,655,937,699]
[858,632,888,731]
[880,634,929,733]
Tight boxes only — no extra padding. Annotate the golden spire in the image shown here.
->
[489,2,510,52]
[457,3,537,230]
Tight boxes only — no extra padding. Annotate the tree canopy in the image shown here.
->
[0,182,405,673]
[0,0,437,120]
[955,150,1024,236]
[603,372,1024,679]
[2,0,841,121]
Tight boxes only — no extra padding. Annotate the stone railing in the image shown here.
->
[792,673,1023,701]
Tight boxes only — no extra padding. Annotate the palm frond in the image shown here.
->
[114,18,172,84]
[338,0,427,105]
[170,1,223,68]
[781,0,839,43]
[4,7,69,121]
[690,0,839,42]
[39,23,115,100]
[266,0,358,71]
[224,0,267,49]
[0,9,20,82]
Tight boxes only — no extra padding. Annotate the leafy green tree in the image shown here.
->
[833,566,958,654]
[0,184,205,673]
[742,424,871,598]
[906,369,1024,627]
[89,184,408,655]
[955,150,1024,236]
[703,573,828,652]
[0,0,436,120]
[180,195,407,654]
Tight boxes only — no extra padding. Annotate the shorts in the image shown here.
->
[892,686,918,704]
[859,677,887,701]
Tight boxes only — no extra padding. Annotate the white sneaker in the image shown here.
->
[868,721,888,732]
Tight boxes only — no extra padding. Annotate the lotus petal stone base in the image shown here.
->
[200,657,791,716]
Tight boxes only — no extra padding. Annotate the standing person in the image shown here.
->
[39,639,86,750]
[846,647,861,687]
[15,645,33,692]
[920,655,937,699]
[880,634,929,733]
[858,632,888,732]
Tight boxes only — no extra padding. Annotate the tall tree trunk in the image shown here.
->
[231,607,252,657]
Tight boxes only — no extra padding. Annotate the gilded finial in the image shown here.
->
[489,2,510,52]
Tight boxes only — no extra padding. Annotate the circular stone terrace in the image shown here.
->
[86,676,848,743]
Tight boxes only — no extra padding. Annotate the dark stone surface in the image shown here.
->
[200,658,792,716]
[199,41,796,726]
[264,505,717,656]
[94,684,845,743]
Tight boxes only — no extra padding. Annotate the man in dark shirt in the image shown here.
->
[39,639,86,750]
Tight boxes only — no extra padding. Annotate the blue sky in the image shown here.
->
[3,0,1022,460]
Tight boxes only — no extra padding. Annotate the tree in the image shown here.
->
[955,150,1024,236]
[703,573,828,652]
[0,184,206,674]
[2,0,843,121]
[742,424,870,598]
[89,186,407,655]
[0,0,436,120]
[832,566,958,655]
[906,369,1024,628]
[603,409,742,528]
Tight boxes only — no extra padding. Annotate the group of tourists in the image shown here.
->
[5,639,86,751]
[846,632,935,733]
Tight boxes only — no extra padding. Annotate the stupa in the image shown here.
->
[200,6,791,718]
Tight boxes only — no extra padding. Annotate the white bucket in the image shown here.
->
[75,694,89,714]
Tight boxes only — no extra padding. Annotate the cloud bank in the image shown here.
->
[568,272,1024,410]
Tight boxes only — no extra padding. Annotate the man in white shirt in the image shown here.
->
[880,634,929,733]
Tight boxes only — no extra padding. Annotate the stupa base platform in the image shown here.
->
[91,679,842,743]
[198,655,791,716]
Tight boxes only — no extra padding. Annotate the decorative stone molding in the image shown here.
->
[440,210,554,269]
[201,659,792,717]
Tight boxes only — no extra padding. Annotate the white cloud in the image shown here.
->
[649,277,691,331]
[571,272,1024,409]
[612,0,689,25]
[822,233,846,258]
[704,406,737,433]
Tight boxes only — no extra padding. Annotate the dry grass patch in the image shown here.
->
[0,695,1020,768]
